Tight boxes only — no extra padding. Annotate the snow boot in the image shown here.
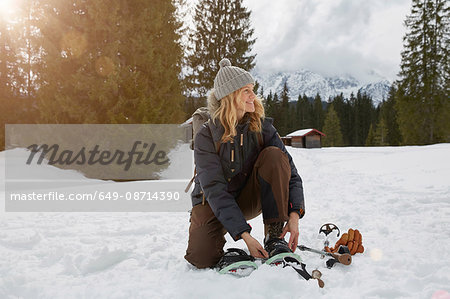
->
[264,237,291,257]
[264,237,303,265]
[217,248,258,277]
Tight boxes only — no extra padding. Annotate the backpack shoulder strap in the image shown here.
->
[185,120,221,193]
[207,119,221,154]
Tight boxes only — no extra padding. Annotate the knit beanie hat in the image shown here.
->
[213,58,255,100]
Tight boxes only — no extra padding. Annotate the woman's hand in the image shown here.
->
[280,212,300,252]
[241,232,269,259]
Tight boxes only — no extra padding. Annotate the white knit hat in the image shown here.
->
[213,58,255,100]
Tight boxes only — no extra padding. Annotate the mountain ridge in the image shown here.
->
[251,69,391,106]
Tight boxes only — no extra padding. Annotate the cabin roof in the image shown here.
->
[286,128,325,137]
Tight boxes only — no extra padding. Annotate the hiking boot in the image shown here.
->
[264,237,292,258]
[216,248,258,276]
[264,222,284,240]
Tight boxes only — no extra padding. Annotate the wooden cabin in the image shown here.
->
[282,129,325,148]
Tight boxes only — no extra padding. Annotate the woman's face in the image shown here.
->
[238,84,256,114]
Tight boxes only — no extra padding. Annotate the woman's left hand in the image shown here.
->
[280,212,300,252]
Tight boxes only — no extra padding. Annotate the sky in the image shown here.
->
[242,0,412,81]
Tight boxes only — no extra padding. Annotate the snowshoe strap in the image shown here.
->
[217,248,257,276]
[216,248,255,269]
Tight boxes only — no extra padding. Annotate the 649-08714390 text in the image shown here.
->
[9,191,180,201]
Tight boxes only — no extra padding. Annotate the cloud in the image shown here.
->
[244,0,411,80]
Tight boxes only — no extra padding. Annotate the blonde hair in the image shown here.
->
[211,88,265,143]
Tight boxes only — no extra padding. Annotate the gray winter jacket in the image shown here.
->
[191,93,305,241]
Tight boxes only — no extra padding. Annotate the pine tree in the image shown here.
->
[0,1,41,99]
[11,0,44,98]
[254,81,261,97]
[365,124,376,146]
[278,81,290,136]
[264,90,274,118]
[296,94,313,129]
[312,93,324,131]
[0,16,14,99]
[322,104,344,147]
[329,93,352,146]
[37,0,185,124]
[271,92,281,130]
[396,0,449,144]
[353,91,375,145]
[380,85,402,145]
[0,2,41,149]
[185,0,256,98]
[374,118,389,145]
[347,92,357,145]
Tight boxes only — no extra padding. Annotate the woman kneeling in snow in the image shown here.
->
[185,58,305,269]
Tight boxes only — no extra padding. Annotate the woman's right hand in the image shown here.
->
[241,232,269,259]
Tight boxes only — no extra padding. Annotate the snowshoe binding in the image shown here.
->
[264,237,302,266]
[264,238,325,288]
[217,248,258,277]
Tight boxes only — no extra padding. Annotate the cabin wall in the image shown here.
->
[305,135,321,148]
[291,136,304,148]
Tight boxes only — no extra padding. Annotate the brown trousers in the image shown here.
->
[185,146,292,269]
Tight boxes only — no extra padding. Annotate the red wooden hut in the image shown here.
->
[282,128,325,148]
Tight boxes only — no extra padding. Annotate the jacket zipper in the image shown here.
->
[240,132,245,176]
[230,139,234,162]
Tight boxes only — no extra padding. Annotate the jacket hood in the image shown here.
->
[207,89,220,116]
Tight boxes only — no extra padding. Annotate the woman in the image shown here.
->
[185,58,305,269]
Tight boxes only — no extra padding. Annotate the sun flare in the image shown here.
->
[0,0,18,20]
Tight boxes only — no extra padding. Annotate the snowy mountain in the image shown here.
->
[358,80,392,103]
[252,69,391,106]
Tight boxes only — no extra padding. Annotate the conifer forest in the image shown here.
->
[0,0,448,150]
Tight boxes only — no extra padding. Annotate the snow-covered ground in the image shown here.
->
[1,144,449,298]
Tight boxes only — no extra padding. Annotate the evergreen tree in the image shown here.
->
[278,81,290,135]
[365,124,376,146]
[271,92,281,130]
[322,104,344,147]
[374,118,389,146]
[0,2,41,149]
[347,92,357,145]
[380,85,402,145]
[10,0,44,98]
[254,81,262,98]
[353,91,375,145]
[264,90,274,118]
[0,18,13,101]
[0,0,42,99]
[296,94,313,129]
[185,0,256,98]
[294,95,303,130]
[312,93,324,130]
[329,93,352,146]
[396,0,449,144]
[37,0,185,124]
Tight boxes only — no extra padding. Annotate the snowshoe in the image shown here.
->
[264,237,302,266]
[264,238,325,288]
[217,248,258,277]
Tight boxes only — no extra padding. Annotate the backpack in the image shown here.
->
[184,106,219,193]
[189,106,220,152]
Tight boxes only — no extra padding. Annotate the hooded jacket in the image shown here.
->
[191,91,305,240]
